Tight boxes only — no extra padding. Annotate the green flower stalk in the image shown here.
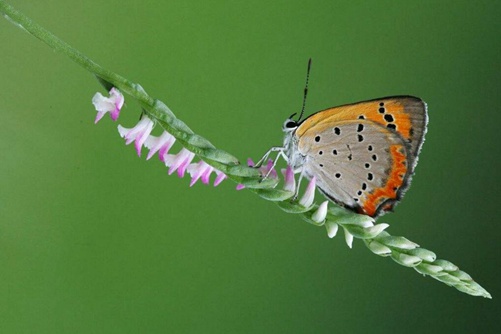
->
[0,1,491,299]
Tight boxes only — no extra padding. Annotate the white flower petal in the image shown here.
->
[343,227,354,249]
[145,131,175,160]
[92,88,124,123]
[299,176,316,207]
[281,165,296,193]
[117,116,155,155]
[311,201,328,223]
[167,149,195,176]
[326,221,339,238]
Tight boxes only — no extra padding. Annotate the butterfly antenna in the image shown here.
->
[298,58,312,122]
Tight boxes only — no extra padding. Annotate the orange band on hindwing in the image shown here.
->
[360,144,408,216]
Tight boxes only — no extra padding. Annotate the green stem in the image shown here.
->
[0,1,259,183]
[0,1,152,107]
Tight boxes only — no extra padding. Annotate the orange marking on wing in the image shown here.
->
[297,99,413,141]
[360,144,408,217]
[365,100,413,140]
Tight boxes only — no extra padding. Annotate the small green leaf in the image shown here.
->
[449,270,472,281]
[433,259,458,272]
[277,201,314,214]
[366,240,392,256]
[468,282,492,298]
[340,224,370,238]
[432,273,461,285]
[240,177,278,189]
[171,118,194,134]
[327,209,374,227]
[225,165,261,177]
[415,263,444,275]
[391,252,422,267]
[364,224,389,237]
[377,235,419,250]
[408,248,437,262]
[153,99,175,119]
[455,283,491,298]
[185,134,215,149]
[202,148,240,165]
[256,189,294,201]
[95,75,114,91]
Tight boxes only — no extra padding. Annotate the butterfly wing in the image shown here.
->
[294,96,427,217]
[297,96,427,173]
[296,119,415,217]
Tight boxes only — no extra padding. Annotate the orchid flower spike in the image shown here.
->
[92,87,124,123]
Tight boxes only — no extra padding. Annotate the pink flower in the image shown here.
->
[249,159,278,179]
[144,131,176,161]
[299,176,316,207]
[115,115,229,188]
[117,116,154,156]
[185,159,228,186]
[187,161,214,186]
[214,171,227,186]
[92,87,124,123]
[281,165,296,193]
[236,159,277,190]
[164,148,195,177]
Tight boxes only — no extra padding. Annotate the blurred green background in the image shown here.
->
[1,0,500,333]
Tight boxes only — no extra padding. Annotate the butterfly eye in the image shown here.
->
[284,120,297,129]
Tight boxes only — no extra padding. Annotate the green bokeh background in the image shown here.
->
[1,0,500,333]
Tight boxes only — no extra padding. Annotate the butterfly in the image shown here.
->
[282,96,428,217]
[260,61,428,218]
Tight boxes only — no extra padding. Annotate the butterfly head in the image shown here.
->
[282,113,299,133]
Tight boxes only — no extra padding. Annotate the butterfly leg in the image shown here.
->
[293,168,305,200]
[262,149,287,179]
[254,146,284,168]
